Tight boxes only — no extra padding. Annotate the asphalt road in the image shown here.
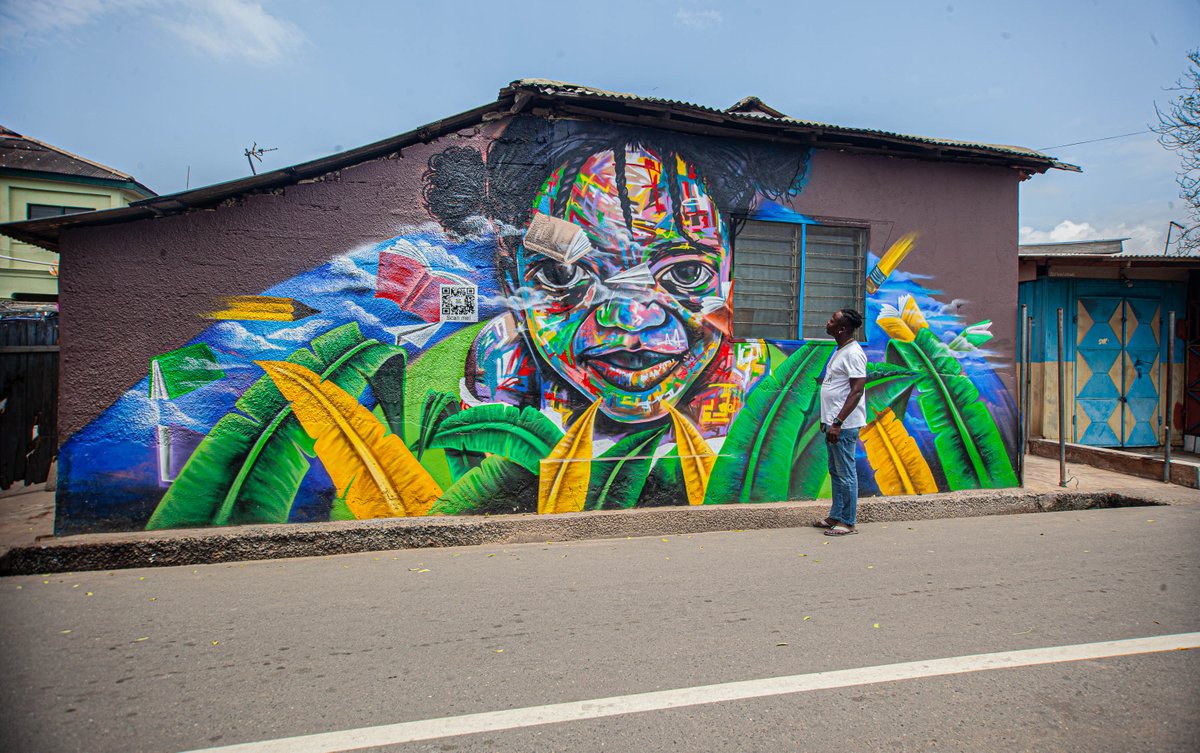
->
[2,504,1198,753]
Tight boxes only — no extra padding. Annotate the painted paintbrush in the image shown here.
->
[865,232,918,295]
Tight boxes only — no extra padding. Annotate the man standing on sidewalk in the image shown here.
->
[815,308,867,536]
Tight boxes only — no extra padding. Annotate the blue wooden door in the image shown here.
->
[1074,297,1161,447]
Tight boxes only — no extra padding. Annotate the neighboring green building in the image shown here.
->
[0,126,154,301]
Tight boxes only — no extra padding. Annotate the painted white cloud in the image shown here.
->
[338,301,384,328]
[269,317,334,343]
[675,8,723,30]
[0,0,304,65]
[211,322,284,352]
[309,254,376,294]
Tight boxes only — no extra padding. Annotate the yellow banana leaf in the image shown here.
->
[258,360,442,518]
[900,294,928,333]
[667,404,715,505]
[862,408,938,496]
[538,400,601,514]
[876,316,915,342]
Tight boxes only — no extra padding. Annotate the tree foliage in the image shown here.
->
[1154,49,1200,253]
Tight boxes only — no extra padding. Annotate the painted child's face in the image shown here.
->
[514,146,730,422]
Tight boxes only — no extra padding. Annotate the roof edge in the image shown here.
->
[503,79,1078,173]
[0,95,514,252]
[1,126,139,181]
[0,167,156,199]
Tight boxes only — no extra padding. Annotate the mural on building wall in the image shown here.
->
[57,118,1017,533]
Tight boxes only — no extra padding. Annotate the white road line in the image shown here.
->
[182,632,1200,753]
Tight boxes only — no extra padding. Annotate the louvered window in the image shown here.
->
[732,221,866,340]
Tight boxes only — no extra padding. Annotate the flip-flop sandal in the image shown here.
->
[813,518,837,529]
[824,525,858,536]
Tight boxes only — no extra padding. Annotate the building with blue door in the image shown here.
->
[1018,239,1197,450]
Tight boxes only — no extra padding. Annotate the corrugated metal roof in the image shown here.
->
[0,125,155,196]
[1018,239,1128,256]
[1020,237,1199,260]
[508,79,1079,171]
[1024,253,1199,260]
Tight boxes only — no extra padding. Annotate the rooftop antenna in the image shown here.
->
[243,142,278,175]
[1164,221,1185,256]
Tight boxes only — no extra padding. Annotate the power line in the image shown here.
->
[1039,130,1150,151]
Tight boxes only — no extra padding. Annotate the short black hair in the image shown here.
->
[837,308,864,331]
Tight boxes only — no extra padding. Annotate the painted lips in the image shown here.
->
[583,349,683,392]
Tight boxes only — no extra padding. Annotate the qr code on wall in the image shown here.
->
[439,284,478,322]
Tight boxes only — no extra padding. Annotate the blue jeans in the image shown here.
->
[826,426,860,526]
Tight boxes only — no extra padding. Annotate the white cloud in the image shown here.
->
[211,321,284,352]
[310,254,376,294]
[1019,219,1165,254]
[675,8,723,30]
[158,0,304,66]
[0,0,304,65]
[269,318,334,342]
[338,301,384,328]
[0,0,149,50]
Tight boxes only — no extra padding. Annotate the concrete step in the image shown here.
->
[1028,438,1200,489]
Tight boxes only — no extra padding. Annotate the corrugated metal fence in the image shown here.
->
[0,317,58,489]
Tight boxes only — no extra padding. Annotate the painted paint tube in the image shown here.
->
[865,233,918,295]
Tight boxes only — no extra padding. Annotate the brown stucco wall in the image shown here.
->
[798,150,1018,394]
[57,129,490,439]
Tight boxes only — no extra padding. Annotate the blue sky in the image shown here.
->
[2,0,1197,252]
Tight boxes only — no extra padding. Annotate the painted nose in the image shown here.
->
[595,297,667,332]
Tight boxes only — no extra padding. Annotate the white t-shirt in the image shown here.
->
[820,341,867,429]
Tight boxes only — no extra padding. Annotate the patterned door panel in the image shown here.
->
[1121,298,1161,446]
[1074,297,1161,447]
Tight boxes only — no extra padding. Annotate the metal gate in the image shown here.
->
[0,316,58,489]
[1074,297,1161,447]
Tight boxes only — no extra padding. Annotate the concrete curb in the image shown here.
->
[0,488,1162,576]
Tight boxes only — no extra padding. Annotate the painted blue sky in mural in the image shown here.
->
[1,0,1196,253]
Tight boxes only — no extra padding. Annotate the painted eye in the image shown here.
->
[659,261,715,292]
[532,262,589,290]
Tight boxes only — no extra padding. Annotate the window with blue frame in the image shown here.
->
[732,220,867,340]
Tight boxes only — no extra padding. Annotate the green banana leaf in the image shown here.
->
[443,447,484,484]
[864,362,920,422]
[429,456,537,515]
[706,342,834,504]
[402,322,488,444]
[146,323,403,529]
[641,446,688,507]
[428,403,563,475]
[585,425,668,510]
[786,410,831,500]
[415,390,459,459]
[415,389,475,486]
[368,352,407,437]
[886,328,1017,489]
